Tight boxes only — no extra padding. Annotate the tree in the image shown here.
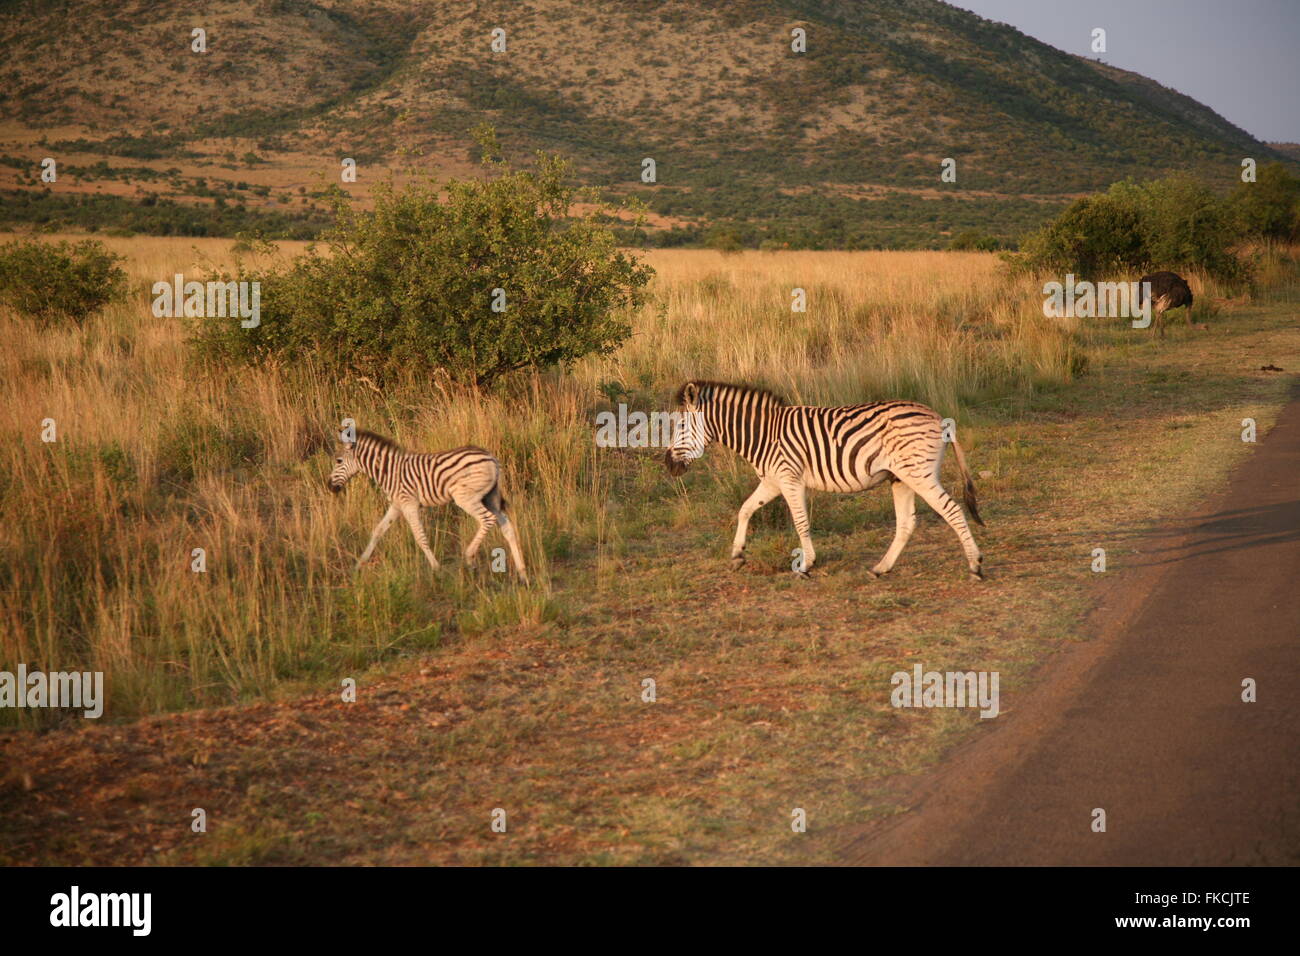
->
[196,129,654,386]
[1233,163,1300,242]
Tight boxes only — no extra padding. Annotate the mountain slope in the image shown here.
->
[0,0,1290,245]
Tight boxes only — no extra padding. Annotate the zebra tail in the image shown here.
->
[484,481,507,514]
[950,437,985,527]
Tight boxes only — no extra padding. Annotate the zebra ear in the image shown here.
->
[682,382,698,405]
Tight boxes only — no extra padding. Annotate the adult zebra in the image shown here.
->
[328,430,528,583]
[664,381,985,579]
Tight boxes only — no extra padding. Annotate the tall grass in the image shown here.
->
[609,250,1084,410]
[1,238,1087,724]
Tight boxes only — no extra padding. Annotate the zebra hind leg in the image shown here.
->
[478,485,530,585]
[904,474,983,580]
[498,515,529,585]
[454,491,498,570]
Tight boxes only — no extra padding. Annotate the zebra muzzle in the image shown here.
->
[664,449,687,477]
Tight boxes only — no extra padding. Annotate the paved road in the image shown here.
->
[841,392,1300,865]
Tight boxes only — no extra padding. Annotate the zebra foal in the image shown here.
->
[328,430,528,583]
[664,381,985,579]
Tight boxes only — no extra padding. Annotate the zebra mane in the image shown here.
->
[677,380,788,408]
[352,429,406,454]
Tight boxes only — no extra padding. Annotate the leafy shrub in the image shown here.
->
[1109,176,1246,285]
[0,188,328,238]
[1009,175,1249,285]
[195,132,654,387]
[704,226,744,253]
[948,230,1002,251]
[1232,162,1300,242]
[0,238,127,323]
[1011,192,1147,277]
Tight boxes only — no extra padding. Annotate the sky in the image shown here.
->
[947,0,1300,143]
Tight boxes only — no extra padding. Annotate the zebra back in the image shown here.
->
[681,381,948,491]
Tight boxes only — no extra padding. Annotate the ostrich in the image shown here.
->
[1137,271,1194,337]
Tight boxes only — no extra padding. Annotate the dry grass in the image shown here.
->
[621,249,1084,410]
[1,239,1297,864]
[0,237,1089,723]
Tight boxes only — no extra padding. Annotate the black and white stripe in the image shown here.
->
[664,381,985,578]
[328,430,528,583]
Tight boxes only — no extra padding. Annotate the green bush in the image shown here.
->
[704,225,744,253]
[1011,192,1147,277]
[1109,176,1247,284]
[0,238,127,324]
[195,132,654,386]
[1009,174,1249,285]
[948,230,1002,251]
[1232,163,1300,242]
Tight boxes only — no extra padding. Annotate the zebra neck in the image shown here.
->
[705,404,772,467]
[359,445,404,497]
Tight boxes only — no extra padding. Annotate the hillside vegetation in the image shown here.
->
[0,0,1294,245]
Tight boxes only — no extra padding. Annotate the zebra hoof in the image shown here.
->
[969,569,985,581]
[793,569,812,580]
[730,555,746,571]
[865,569,881,580]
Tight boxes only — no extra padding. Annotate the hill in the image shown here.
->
[0,0,1291,246]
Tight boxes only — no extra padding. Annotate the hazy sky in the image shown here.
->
[948,0,1300,143]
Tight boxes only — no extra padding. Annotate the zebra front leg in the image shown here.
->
[779,480,816,576]
[871,480,917,577]
[398,500,441,572]
[731,479,779,569]
[906,476,983,580]
[356,504,400,571]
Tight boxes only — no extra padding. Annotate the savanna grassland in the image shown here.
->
[1,237,1297,865]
